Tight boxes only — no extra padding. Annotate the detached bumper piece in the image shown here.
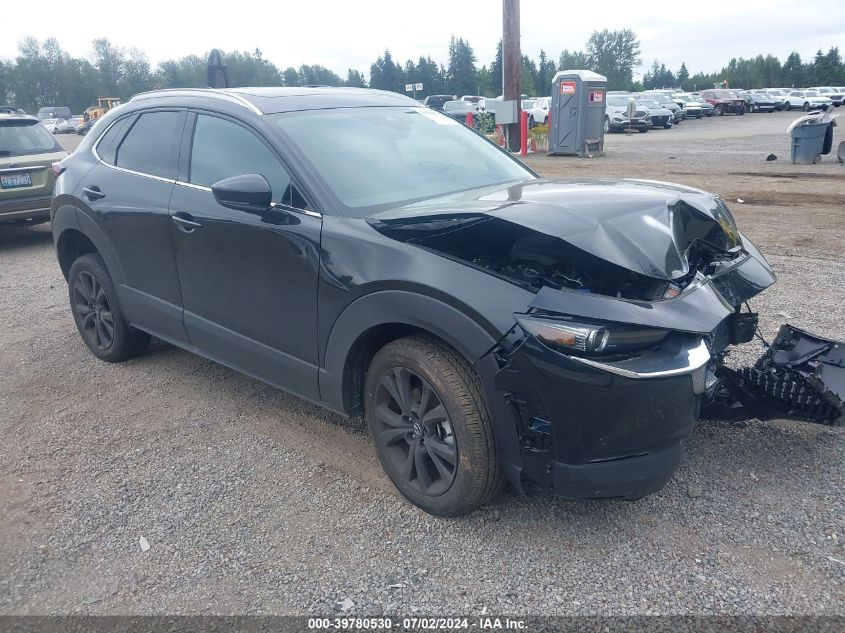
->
[710,325,844,425]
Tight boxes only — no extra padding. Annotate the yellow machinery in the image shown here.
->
[83,98,121,122]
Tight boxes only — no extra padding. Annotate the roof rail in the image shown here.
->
[129,88,263,115]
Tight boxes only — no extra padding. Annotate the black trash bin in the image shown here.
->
[791,120,835,165]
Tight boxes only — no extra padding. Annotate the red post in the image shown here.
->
[466,111,474,128]
[519,110,528,156]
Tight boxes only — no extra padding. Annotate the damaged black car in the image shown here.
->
[52,87,844,517]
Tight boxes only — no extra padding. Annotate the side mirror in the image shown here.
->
[211,174,272,214]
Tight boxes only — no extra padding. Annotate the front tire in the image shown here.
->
[364,335,503,516]
[803,102,810,111]
[68,253,150,362]
[714,105,723,116]
[603,117,610,133]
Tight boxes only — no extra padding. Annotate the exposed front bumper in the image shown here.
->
[0,194,52,222]
[650,115,672,126]
[495,334,704,499]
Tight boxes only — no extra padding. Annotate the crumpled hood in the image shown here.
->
[368,178,743,281]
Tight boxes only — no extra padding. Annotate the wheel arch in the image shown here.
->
[320,290,500,417]
[54,207,125,286]
[319,289,525,494]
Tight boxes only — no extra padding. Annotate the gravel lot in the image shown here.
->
[1,112,843,617]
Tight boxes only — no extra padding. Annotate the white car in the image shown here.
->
[40,118,71,134]
[785,90,832,112]
[810,87,843,107]
[672,93,703,119]
[527,97,550,126]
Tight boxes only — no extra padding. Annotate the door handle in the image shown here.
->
[172,212,202,233]
[82,186,105,201]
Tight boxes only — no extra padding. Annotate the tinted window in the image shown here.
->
[189,114,301,207]
[96,117,132,165]
[114,111,182,179]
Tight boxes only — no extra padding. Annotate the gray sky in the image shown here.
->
[2,0,843,80]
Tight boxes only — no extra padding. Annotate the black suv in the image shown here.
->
[422,94,456,111]
[52,87,782,516]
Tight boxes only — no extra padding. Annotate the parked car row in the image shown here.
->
[37,115,87,134]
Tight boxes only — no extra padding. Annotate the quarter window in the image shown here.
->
[114,111,182,179]
[96,117,132,165]
[189,114,307,209]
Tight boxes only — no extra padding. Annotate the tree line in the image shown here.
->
[642,48,845,91]
[1,32,843,115]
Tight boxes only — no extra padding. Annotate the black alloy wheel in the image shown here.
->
[68,253,150,362]
[372,366,458,497]
[364,335,504,516]
[73,270,114,351]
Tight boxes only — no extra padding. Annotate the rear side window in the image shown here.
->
[95,117,132,165]
[189,114,307,208]
[114,111,183,179]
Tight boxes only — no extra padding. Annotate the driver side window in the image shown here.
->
[189,114,308,209]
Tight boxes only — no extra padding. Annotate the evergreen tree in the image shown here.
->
[677,63,689,88]
[369,49,403,93]
[520,55,538,97]
[490,40,503,96]
[536,50,557,96]
[781,52,803,88]
[345,69,366,87]
[446,37,477,96]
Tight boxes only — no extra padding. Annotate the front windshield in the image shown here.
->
[607,96,634,107]
[272,107,533,216]
[805,91,821,97]
[638,100,660,108]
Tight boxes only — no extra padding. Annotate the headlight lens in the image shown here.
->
[516,315,668,355]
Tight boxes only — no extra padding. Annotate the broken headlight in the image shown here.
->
[516,315,669,356]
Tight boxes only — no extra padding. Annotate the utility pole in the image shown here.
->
[502,0,521,152]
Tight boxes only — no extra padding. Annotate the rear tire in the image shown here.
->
[364,335,504,516]
[68,253,150,363]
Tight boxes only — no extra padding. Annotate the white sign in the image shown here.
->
[415,83,423,91]
[405,84,413,92]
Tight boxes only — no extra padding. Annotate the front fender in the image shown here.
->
[319,289,524,494]
[320,290,498,409]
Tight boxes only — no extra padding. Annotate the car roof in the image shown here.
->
[0,113,39,123]
[129,87,418,115]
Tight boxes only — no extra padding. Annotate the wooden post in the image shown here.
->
[502,0,521,152]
